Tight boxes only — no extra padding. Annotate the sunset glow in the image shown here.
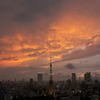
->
[0,0,100,80]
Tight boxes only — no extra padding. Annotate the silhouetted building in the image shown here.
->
[0,86,6,100]
[37,73,43,85]
[84,72,91,84]
[67,79,71,88]
[72,73,76,88]
[30,78,33,85]
[94,80,99,87]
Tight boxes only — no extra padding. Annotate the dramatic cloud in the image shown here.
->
[65,63,75,70]
[58,41,100,62]
[0,56,18,61]
[0,0,100,80]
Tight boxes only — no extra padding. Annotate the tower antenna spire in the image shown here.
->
[47,57,55,97]
[50,57,52,65]
[50,57,52,80]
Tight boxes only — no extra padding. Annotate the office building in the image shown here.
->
[72,73,76,88]
[37,73,43,85]
[30,78,33,85]
[67,79,71,88]
[84,72,91,84]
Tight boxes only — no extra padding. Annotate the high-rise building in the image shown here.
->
[84,72,91,84]
[72,73,76,88]
[37,73,43,85]
[47,57,55,97]
[67,79,71,88]
[30,78,33,85]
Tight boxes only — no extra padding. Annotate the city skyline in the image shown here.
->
[0,0,100,81]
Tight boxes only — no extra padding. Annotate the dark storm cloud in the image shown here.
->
[86,34,100,46]
[0,0,100,38]
[14,0,61,24]
[15,12,35,24]
[20,48,40,53]
[28,53,37,57]
[0,56,18,61]
[0,0,61,38]
[65,63,75,70]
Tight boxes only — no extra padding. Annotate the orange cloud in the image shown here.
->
[42,66,49,68]
[76,73,84,78]
[0,0,100,70]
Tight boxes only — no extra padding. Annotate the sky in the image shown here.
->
[0,0,100,81]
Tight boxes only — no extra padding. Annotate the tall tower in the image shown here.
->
[48,57,55,97]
